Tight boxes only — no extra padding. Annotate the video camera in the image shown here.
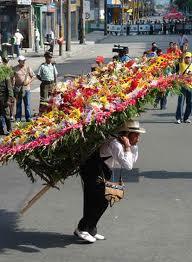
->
[112,45,129,54]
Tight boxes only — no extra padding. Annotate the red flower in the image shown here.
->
[12,129,23,136]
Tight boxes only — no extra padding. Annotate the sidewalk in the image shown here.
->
[20,31,108,60]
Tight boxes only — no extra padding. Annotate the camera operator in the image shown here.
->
[113,45,131,63]
[119,47,131,63]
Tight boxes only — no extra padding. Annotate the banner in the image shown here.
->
[17,0,31,5]
[107,0,121,5]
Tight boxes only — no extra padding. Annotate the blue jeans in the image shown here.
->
[14,44,20,57]
[16,90,31,121]
[176,87,192,121]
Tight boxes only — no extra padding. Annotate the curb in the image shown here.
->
[20,33,109,59]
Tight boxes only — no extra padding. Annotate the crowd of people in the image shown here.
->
[141,35,192,124]
[125,20,192,35]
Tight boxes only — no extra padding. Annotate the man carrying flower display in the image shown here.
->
[37,51,58,114]
[74,120,145,243]
[176,52,192,124]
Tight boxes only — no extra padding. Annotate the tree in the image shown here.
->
[174,0,192,8]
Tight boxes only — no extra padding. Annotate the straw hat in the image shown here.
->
[117,120,146,134]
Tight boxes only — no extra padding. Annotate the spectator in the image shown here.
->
[178,32,188,51]
[13,56,35,122]
[167,42,174,54]
[35,28,40,53]
[14,29,24,57]
[46,30,55,53]
[37,51,58,113]
[172,43,182,56]
[2,57,14,121]
[151,42,158,52]
[119,47,131,63]
[0,77,13,135]
[154,49,168,110]
[141,51,148,63]
[156,49,163,56]
[176,52,192,124]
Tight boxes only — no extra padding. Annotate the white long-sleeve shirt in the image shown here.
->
[100,138,138,170]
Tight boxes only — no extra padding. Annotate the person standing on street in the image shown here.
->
[35,28,40,53]
[0,77,14,135]
[46,30,55,53]
[176,52,192,124]
[37,51,58,114]
[2,57,15,121]
[75,120,145,243]
[178,32,189,51]
[14,29,24,57]
[13,56,35,122]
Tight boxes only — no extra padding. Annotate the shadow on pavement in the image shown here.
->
[113,169,192,182]
[139,170,192,179]
[140,120,174,124]
[152,112,175,117]
[0,209,87,254]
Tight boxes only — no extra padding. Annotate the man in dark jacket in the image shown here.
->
[0,78,14,135]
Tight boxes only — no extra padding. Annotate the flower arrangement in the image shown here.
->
[0,53,190,186]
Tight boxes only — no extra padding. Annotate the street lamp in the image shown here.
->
[59,0,63,56]
[79,0,85,44]
[66,0,71,51]
[104,0,107,35]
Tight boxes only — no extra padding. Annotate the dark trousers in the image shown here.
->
[155,92,168,109]
[176,87,192,121]
[39,82,54,113]
[0,99,11,134]
[78,175,108,236]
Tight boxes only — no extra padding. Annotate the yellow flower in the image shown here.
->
[100,96,108,105]
[69,108,81,120]
[18,136,27,144]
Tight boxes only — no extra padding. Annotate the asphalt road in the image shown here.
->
[1,34,192,262]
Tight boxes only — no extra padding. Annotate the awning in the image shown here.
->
[163,8,185,20]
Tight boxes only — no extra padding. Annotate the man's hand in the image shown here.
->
[118,136,131,151]
[7,97,14,105]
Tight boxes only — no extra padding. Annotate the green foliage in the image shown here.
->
[0,65,13,82]
[174,0,192,8]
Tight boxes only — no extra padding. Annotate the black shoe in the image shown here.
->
[26,118,32,122]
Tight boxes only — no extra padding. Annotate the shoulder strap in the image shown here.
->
[182,63,192,75]
[52,63,57,83]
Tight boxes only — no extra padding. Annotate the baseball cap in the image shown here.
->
[18,55,26,61]
[184,52,192,58]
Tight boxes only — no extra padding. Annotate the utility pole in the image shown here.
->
[59,0,63,56]
[66,0,71,51]
[104,0,108,35]
[79,0,85,44]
